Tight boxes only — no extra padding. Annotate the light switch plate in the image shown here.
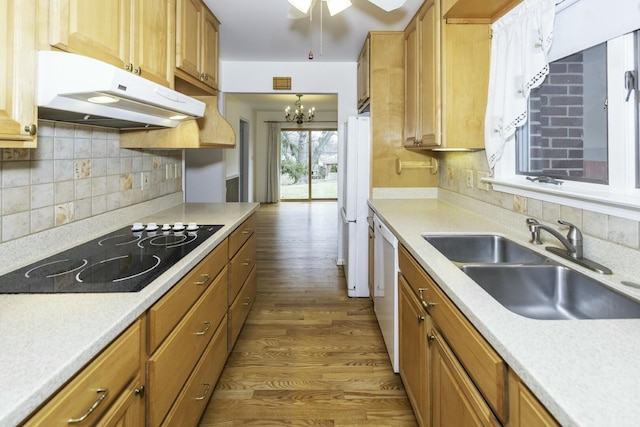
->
[141,172,151,190]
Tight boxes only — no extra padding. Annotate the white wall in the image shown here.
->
[220,60,357,202]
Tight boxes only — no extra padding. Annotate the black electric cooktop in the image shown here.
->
[0,224,224,294]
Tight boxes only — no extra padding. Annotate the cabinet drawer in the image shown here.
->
[228,214,256,256]
[228,267,256,349]
[23,319,142,427]
[228,234,256,304]
[432,331,501,427]
[162,317,228,427]
[148,240,228,353]
[399,244,508,423]
[147,268,227,427]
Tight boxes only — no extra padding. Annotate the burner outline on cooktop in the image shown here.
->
[25,259,89,278]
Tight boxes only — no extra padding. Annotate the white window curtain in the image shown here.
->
[266,122,280,203]
[484,0,557,170]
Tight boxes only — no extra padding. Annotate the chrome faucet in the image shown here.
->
[526,218,583,259]
[525,218,611,274]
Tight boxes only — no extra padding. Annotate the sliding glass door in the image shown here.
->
[280,129,338,201]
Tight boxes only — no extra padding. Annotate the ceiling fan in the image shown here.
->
[288,0,408,16]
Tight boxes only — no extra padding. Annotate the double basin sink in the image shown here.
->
[423,234,640,320]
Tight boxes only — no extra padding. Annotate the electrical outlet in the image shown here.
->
[141,172,151,190]
[175,163,182,179]
[477,171,490,191]
[466,170,474,188]
[165,164,173,180]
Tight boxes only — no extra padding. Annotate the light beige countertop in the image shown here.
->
[369,198,640,427]
[0,201,259,427]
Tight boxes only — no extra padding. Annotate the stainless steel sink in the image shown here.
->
[460,264,640,320]
[423,234,550,264]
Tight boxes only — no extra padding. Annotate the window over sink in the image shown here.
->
[489,29,640,220]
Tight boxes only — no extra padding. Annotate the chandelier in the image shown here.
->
[285,94,315,124]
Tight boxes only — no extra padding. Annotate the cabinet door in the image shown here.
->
[399,276,429,427]
[508,371,560,427]
[431,331,501,427]
[404,17,419,146]
[0,0,37,147]
[419,0,441,146]
[357,37,370,111]
[49,0,131,69]
[201,8,219,89]
[131,0,173,87]
[96,377,145,427]
[175,0,202,80]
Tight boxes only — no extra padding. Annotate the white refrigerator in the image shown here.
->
[339,116,371,298]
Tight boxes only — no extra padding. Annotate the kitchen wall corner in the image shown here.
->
[0,121,184,243]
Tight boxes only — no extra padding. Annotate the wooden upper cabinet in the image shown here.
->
[404,0,442,149]
[131,0,174,87]
[48,0,173,88]
[357,37,370,112]
[1,0,38,148]
[176,0,219,92]
[443,0,522,23]
[404,0,488,151]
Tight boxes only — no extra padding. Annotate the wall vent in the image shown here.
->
[273,77,292,90]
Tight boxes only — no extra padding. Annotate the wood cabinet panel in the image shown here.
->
[228,214,256,256]
[508,371,560,427]
[399,276,429,427]
[48,0,173,87]
[228,267,256,349]
[147,268,227,427]
[96,376,145,427]
[148,239,228,353]
[431,331,501,427]
[228,235,256,304]
[1,0,38,147]
[357,37,370,112]
[23,319,142,426]
[161,317,228,427]
[175,0,218,91]
[131,0,174,87]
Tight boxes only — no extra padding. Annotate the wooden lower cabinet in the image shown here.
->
[431,331,500,427]
[23,319,144,426]
[507,371,560,427]
[398,244,559,427]
[399,275,429,427]
[161,317,229,427]
[147,267,227,426]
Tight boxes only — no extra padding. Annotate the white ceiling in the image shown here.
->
[203,0,422,62]
[203,0,422,113]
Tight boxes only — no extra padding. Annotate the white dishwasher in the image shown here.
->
[373,214,399,373]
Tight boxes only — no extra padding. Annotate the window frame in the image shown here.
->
[485,31,640,221]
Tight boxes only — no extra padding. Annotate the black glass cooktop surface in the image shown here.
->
[0,224,224,294]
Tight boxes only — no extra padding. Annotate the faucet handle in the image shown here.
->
[526,218,540,226]
[558,220,583,241]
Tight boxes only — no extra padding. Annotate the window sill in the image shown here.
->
[483,177,640,221]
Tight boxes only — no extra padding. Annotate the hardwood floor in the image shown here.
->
[199,202,417,426]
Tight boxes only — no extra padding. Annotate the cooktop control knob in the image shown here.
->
[146,222,159,231]
[132,222,144,232]
[186,222,199,231]
[173,222,185,231]
[162,223,171,231]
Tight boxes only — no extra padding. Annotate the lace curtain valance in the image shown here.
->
[484,0,556,170]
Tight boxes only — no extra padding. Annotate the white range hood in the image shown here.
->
[37,51,205,129]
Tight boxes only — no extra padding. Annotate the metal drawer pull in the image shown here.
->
[195,321,211,335]
[417,314,425,322]
[195,273,212,285]
[195,383,211,401]
[421,300,436,309]
[68,388,109,423]
[243,297,252,306]
[241,228,253,234]
[243,259,252,266]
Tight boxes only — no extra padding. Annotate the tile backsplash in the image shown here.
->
[0,121,183,242]
[438,151,640,251]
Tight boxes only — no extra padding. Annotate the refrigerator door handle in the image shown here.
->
[341,207,356,223]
